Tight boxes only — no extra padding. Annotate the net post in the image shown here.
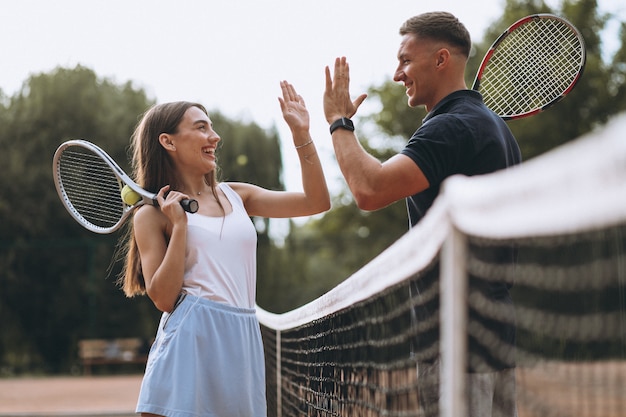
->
[276,329,282,417]
[440,224,468,417]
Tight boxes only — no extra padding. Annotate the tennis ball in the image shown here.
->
[121,185,141,205]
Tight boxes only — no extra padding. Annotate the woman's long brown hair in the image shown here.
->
[117,102,223,297]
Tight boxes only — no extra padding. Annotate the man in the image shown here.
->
[323,11,520,417]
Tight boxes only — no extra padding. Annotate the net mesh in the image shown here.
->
[493,226,626,417]
[257,113,626,417]
[260,269,433,416]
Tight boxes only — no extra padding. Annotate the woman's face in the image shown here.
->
[167,106,221,173]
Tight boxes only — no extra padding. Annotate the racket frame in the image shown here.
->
[53,139,196,234]
[472,13,586,120]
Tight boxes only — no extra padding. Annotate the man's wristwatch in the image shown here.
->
[329,117,355,134]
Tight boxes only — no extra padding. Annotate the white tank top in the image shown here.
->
[182,183,257,309]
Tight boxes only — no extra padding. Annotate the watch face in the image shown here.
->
[330,117,355,134]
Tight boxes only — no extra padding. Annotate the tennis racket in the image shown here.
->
[472,14,586,120]
[53,139,199,234]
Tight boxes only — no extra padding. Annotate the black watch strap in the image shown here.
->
[329,117,355,134]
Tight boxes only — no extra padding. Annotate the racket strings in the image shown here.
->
[480,17,584,117]
[58,147,126,230]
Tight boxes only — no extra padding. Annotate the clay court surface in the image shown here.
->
[1,362,624,416]
[0,375,141,416]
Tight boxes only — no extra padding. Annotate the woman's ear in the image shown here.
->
[159,133,176,151]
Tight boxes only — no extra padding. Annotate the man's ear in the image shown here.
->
[159,133,176,151]
[435,48,451,69]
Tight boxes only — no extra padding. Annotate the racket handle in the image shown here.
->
[158,192,199,213]
[181,199,199,213]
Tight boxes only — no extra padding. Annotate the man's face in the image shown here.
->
[393,34,439,109]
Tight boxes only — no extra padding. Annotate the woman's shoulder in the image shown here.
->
[133,204,167,231]
[222,181,257,201]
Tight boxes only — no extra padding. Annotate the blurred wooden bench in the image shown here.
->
[78,338,148,375]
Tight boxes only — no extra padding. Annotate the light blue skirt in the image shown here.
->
[136,294,267,417]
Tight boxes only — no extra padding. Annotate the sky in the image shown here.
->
[2,0,623,194]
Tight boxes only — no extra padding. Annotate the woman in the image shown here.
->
[118,81,330,417]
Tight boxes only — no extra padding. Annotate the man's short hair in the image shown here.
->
[399,12,471,58]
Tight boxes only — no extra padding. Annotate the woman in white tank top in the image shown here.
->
[118,81,330,417]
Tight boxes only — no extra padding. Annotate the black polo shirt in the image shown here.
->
[401,89,521,226]
[401,89,522,371]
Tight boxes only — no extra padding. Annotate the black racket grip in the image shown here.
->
[159,191,199,213]
[181,199,199,213]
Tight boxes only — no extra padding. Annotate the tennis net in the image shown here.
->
[257,113,626,417]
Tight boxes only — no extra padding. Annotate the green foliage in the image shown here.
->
[0,65,157,373]
[212,112,284,240]
[257,196,408,313]
[0,66,150,239]
[607,19,626,113]
[256,83,416,313]
[1,0,624,372]
[366,0,626,162]
[262,0,626,313]
[0,65,285,374]
[366,82,427,141]
[213,113,283,189]
[467,0,626,159]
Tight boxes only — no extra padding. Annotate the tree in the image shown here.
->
[0,65,286,373]
[2,0,623,371]
[468,0,625,158]
[609,21,626,110]
[262,110,412,313]
[0,66,155,373]
[275,0,626,311]
[364,0,625,162]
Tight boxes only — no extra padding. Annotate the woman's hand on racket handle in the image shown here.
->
[156,185,189,226]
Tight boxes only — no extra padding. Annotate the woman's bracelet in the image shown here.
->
[295,139,313,149]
